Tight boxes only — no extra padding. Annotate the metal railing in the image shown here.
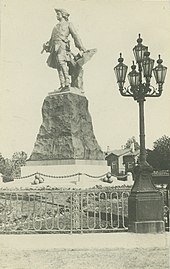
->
[1,187,169,234]
[0,189,129,234]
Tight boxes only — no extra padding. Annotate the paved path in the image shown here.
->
[0,232,169,250]
[0,233,169,269]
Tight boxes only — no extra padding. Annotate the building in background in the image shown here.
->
[105,145,139,176]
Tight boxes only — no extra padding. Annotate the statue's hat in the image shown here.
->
[54,8,70,17]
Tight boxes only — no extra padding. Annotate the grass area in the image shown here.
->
[0,248,169,269]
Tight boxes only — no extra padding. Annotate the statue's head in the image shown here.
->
[54,8,70,21]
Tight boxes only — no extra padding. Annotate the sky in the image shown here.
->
[0,0,170,158]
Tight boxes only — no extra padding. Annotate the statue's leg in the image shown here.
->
[60,61,70,87]
[58,49,70,88]
[57,65,65,89]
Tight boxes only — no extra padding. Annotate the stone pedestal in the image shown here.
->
[128,163,165,233]
[22,159,109,178]
[29,89,104,161]
[22,89,108,181]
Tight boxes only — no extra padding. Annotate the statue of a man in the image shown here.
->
[42,8,86,91]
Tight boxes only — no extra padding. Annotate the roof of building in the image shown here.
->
[105,148,140,158]
[106,148,131,158]
[123,149,140,157]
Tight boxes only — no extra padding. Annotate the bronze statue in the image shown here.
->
[42,8,96,92]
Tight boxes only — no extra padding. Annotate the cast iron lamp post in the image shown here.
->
[114,34,167,233]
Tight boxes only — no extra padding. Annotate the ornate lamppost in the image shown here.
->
[114,34,167,233]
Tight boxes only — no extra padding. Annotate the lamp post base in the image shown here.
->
[128,220,165,233]
[128,163,165,233]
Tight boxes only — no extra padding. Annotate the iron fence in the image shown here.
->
[1,187,169,233]
[0,189,129,234]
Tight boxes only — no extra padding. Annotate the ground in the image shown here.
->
[0,233,169,269]
[0,248,169,269]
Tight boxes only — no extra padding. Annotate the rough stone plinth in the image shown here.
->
[29,91,104,161]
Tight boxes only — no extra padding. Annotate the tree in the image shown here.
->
[0,151,28,182]
[124,136,140,151]
[12,151,27,166]
[147,135,170,171]
[2,159,15,182]
[0,153,14,182]
[0,153,5,175]
[12,151,27,178]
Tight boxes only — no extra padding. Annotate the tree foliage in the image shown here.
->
[12,151,27,166]
[153,135,170,157]
[0,153,6,175]
[12,151,28,178]
[2,159,15,182]
[147,135,170,171]
[0,151,27,182]
[124,136,140,151]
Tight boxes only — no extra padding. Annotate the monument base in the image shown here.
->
[29,92,104,162]
[21,160,109,178]
[48,86,84,96]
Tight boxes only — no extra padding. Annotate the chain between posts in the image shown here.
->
[15,172,108,180]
